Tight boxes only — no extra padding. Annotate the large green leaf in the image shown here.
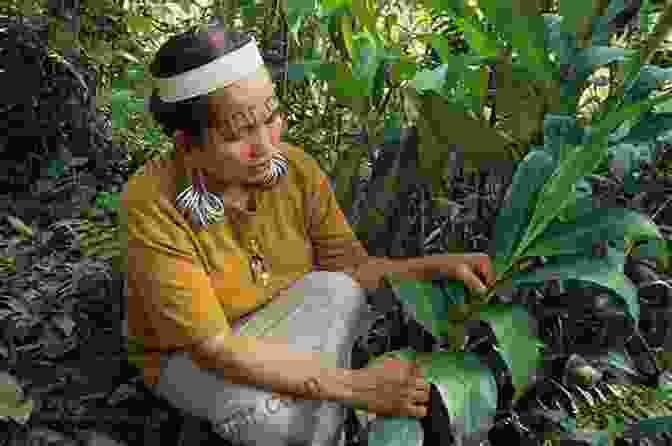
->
[607,141,656,191]
[418,351,498,436]
[383,274,451,340]
[476,304,543,401]
[516,92,672,260]
[523,207,661,259]
[409,90,516,176]
[509,248,640,323]
[490,150,556,276]
[367,417,423,446]
[543,114,586,167]
[362,348,496,442]
[556,177,593,223]
[624,112,672,143]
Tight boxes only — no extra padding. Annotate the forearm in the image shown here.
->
[196,335,365,405]
[349,254,445,291]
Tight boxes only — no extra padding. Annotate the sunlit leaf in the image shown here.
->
[412,65,449,93]
[462,17,498,58]
[126,15,154,34]
[351,0,376,33]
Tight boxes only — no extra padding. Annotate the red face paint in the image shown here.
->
[270,119,282,146]
[240,142,254,161]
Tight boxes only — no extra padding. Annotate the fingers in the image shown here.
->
[474,254,497,288]
[457,255,497,295]
[412,404,428,418]
[458,264,488,295]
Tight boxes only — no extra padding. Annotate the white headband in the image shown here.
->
[153,37,265,103]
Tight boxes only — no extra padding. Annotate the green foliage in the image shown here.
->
[94,191,121,212]
[490,150,556,277]
[367,416,423,446]
[366,348,498,437]
[44,0,672,442]
[476,304,544,401]
[523,207,661,259]
[511,246,640,324]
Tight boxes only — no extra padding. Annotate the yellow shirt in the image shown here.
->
[119,143,370,388]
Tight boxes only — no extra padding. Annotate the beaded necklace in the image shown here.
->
[173,153,288,288]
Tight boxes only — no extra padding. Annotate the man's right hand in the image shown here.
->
[350,358,431,419]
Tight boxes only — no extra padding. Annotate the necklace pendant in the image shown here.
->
[249,239,270,287]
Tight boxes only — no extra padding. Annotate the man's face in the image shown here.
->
[185,68,285,187]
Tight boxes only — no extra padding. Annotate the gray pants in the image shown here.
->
[149,271,378,446]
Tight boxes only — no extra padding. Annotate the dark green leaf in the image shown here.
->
[491,150,556,276]
[524,207,661,258]
[367,416,423,446]
[383,274,451,340]
[477,304,543,400]
[574,47,635,80]
[607,141,655,187]
[418,351,498,435]
[510,247,640,323]
[628,417,672,439]
[625,111,672,143]
[543,114,586,167]
[556,177,593,223]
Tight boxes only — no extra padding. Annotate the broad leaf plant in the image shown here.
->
[279,0,672,444]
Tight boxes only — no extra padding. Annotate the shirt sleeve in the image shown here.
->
[121,182,233,352]
[305,162,371,273]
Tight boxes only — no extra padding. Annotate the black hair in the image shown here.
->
[147,20,253,149]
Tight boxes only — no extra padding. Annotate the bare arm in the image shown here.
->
[193,332,369,406]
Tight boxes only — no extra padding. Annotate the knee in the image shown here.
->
[304,270,365,296]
